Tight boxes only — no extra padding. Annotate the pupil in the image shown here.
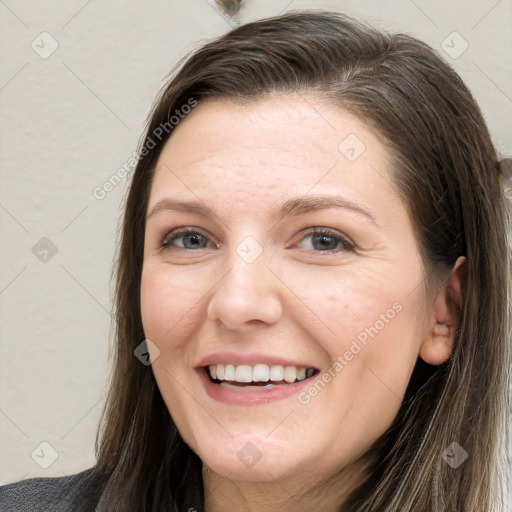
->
[185,233,206,249]
[313,234,337,251]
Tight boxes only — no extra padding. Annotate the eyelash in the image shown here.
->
[160,226,355,254]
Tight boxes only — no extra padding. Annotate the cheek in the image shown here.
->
[277,262,413,339]
[140,265,202,347]
[334,300,424,428]
[140,265,204,446]
[283,263,425,395]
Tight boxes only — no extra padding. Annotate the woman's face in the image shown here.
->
[140,96,434,484]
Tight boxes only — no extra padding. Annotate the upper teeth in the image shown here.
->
[208,364,314,383]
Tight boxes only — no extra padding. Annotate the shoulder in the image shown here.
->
[0,467,103,512]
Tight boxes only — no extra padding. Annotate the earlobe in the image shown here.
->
[419,256,467,365]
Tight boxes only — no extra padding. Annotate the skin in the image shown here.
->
[140,95,465,511]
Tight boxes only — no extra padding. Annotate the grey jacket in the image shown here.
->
[0,466,203,511]
[0,468,101,511]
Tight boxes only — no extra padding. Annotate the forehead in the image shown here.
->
[156,95,388,170]
[149,95,394,219]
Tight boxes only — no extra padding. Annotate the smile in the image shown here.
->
[207,363,315,386]
[198,362,319,404]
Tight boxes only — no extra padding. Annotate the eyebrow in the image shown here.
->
[147,195,379,227]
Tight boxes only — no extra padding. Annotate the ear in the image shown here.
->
[419,256,467,365]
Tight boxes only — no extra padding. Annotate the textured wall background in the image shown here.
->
[1,0,511,489]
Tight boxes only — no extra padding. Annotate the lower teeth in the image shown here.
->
[219,382,277,389]
[216,379,296,387]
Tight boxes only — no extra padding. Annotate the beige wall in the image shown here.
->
[0,0,510,485]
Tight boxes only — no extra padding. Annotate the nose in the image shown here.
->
[206,244,283,330]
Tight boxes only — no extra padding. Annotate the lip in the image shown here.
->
[195,351,317,369]
[196,366,318,405]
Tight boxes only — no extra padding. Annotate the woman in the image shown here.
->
[1,10,510,512]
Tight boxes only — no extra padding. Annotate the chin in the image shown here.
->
[193,434,302,481]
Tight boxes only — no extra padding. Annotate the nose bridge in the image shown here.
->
[206,234,282,329]
[227,235,270,289]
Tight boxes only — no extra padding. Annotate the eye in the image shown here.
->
[161,227,217,251]
[295,227,355,253]
[160,226,355,254]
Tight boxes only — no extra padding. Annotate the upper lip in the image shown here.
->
[196,351,319,369]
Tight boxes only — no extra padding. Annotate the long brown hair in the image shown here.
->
[91,10,511,511]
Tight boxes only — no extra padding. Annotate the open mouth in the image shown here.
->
[204,363,318,389]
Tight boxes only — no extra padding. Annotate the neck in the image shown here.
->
[202,454,373,512]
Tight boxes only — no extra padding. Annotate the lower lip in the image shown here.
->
[197,368,315,405]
